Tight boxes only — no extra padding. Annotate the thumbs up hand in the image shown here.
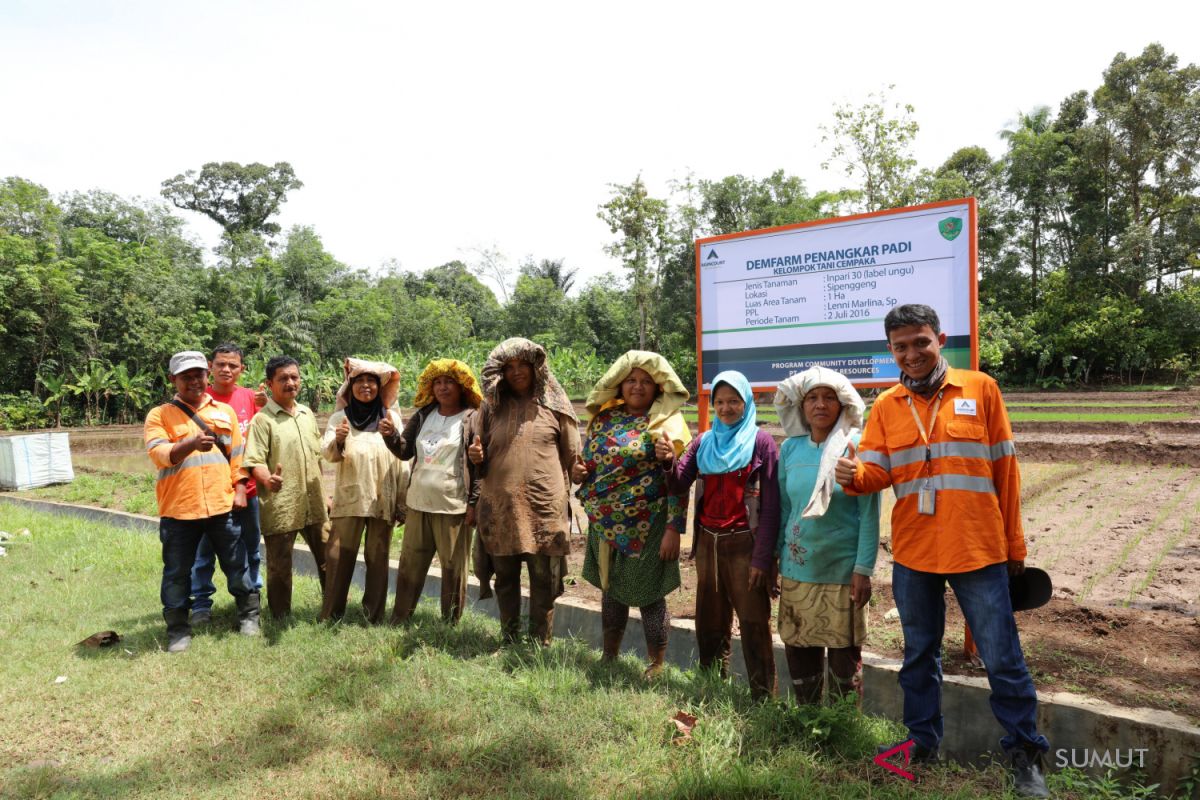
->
[467,433,485,465]
[267,463,284,492]
[570,454,589,484]
[834,441,859,487]
[335,418,351,445]
[254,383,268,409]
[378,415,396,439]
[654,429,675,463]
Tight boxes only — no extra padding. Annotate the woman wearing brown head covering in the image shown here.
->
[320,358,409,624]
[467,337,580,645]
[381,358,482,625]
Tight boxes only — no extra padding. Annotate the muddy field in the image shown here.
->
[11,388,1200,720]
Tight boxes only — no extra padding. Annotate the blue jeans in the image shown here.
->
[190,496,262,612]
[892,561,1049,753]
[161,513,254,619]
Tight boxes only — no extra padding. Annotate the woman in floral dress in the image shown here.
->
[573,351,691,677]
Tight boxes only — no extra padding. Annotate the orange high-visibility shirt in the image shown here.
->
[847,368,1025,574]
[144,395,248,520]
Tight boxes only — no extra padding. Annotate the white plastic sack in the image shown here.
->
[0,432,75,490]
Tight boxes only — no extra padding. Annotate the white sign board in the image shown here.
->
[695,198,977,390]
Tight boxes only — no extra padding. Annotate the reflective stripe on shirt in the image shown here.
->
[894,473,997,499]
[156,450,229,481]
[888,439,1017,469]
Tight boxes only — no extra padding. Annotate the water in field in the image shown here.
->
[73,452,154,474]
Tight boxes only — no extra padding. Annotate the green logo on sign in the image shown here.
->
[938,217,963,241]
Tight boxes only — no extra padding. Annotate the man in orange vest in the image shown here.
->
[144,351,262,653]
[835,305,1048,798]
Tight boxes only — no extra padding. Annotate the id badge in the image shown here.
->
[917,482,936,516]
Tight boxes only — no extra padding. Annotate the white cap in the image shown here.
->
[169,350,208,376]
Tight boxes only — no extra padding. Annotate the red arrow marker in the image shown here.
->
[873,739,917,782]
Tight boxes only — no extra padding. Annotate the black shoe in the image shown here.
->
[1009,746,1049,798]
[190,610,212,628]
[876,739,939,764]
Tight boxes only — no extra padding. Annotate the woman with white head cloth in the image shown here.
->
[773,366,880,705]
[320,358,409,624]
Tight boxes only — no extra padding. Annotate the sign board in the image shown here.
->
[694,198,977,396]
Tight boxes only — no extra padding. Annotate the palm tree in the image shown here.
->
[520,258,579,295]
[243,275,317,357]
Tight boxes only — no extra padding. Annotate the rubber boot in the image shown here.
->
[643,643,668,679]
[236,591,261,637]
[164,608,191,653]
[601,627,624,662]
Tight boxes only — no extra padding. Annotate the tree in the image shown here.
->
[1093,44,1200,292]
[0,177,62,260]
[821,87,920,212]
[698,170,840,235]
[274,225,345,304]
[506,275,564,340]
[160,161,303,238]
[598,176,670,349]
[519,257,578,295]
[1001,108,1069,303]
[409,260,504,338]
[465,245,514,304]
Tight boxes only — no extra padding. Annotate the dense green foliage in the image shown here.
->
[1,44,1198,429]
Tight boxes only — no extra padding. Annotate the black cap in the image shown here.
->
[1010,567,1053,612]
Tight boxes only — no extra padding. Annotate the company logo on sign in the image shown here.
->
[938,217,963,241]
[700,247,725,269]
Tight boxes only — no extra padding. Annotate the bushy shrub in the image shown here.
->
[0,392,52,430]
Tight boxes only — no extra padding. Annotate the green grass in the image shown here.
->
[22,467,158,516]
[1006,401,1190,408]
[1007,411,1192,423]
[0,505,1117,799]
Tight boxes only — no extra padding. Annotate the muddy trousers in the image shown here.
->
[491,553,565,645]
[694,527,777,699]
[785,645,863,705]
[263,523,327,619]
[390,510,470,624]
[321,516,393,623]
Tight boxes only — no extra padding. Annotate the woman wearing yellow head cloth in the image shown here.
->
[573,351,691,678]
[380,358,483,624]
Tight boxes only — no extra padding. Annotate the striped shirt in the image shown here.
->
[144,395,248,520]
[846,368,1024,574]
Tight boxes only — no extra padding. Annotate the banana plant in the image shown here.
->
[37,372,73,428]
[110,362,154,423]
[69,359,116,425]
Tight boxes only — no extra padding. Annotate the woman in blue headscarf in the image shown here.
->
[657,370,780,698]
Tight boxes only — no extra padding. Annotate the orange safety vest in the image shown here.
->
[847,368,1024,574]
[144,395,247,520]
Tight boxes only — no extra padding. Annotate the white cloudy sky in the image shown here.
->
[3,0,1197,294]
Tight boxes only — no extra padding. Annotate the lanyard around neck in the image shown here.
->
[906,390,943,469]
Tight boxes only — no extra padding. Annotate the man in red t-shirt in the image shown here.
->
[190,343,268,626]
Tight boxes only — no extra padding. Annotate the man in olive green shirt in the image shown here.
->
[243,356,328,618]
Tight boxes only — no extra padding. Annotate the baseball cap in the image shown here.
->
[169,351,208,376]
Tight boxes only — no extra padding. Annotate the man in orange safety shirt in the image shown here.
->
[835,304,1049,798]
